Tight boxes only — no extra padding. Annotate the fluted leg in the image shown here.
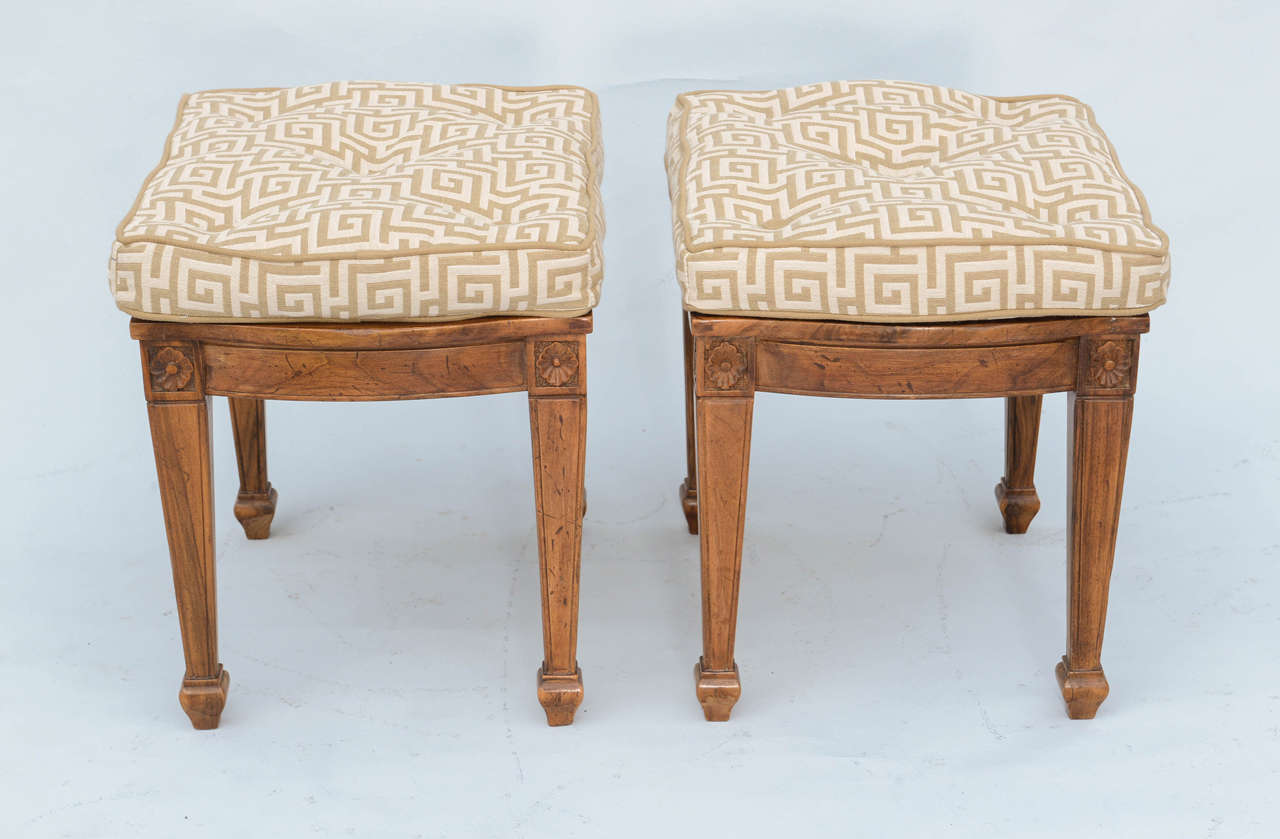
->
[142,342,227,729]
[692,335,755,721]
[1058,336,1138,719]
[528,340,588,726]
[694,393,753,721]
[995,394,1043,533]
[229,397,277,539]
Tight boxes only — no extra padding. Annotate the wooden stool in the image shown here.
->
[111,83,603,728]
[666,82,1170,722]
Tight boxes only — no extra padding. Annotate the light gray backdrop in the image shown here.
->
[2,1,1277,836]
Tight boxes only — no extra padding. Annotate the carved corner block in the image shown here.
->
[140,341,204,402]
[696,337,754,396]
[527,337,586,395]
[1077,336,1139,397]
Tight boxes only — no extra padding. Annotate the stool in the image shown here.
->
[112,82,603,728]
[666,81,1169,721]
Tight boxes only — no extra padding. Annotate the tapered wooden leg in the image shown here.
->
[529,391,587,726]
[1058,336,1138,719]
[679,310,699,535]
[143,357,228,729]
[229,397,277,540]
[694,389,753,721]
[995,394,1043,533]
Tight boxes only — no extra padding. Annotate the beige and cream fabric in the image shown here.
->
[111,82,603,322]
[666,81,1169,322]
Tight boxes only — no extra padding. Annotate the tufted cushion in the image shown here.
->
[111,82,603,322]
[666,81,1169,322]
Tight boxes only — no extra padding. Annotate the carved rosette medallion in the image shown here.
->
[150,346,195,391]
[534,341,580,387]
[1088,340,1131,388]
[704,341,748,390]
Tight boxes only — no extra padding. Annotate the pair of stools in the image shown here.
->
[110,81,1169,729]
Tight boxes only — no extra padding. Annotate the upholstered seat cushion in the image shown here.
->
[666,81,1169,322]
[111,83,603,322]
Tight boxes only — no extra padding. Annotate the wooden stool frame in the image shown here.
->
[678,310,1148,722]
[132,314,592,729]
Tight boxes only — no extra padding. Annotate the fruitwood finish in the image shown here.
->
[678,311,1147,721]
[134,315,591,729]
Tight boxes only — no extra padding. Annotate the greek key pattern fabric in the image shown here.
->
[112,82,603,322]
[666,81,1169,321]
